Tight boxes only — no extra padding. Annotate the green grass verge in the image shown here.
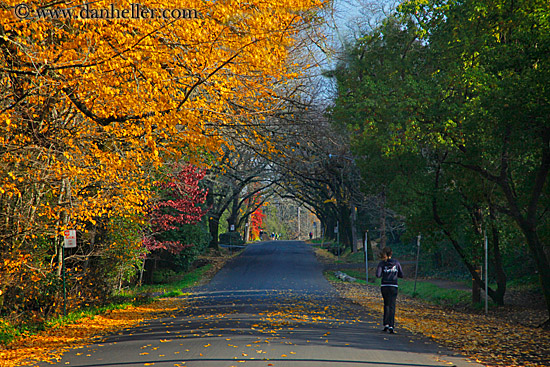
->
[45,298,146,328]
[343,251,367,264]
[127,264,212,297]
[331,269,471,307]
[399,280,471,306]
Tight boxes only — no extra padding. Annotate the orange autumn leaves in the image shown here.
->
[0,0,325,322]
[333,282,550,367]
[1,0,326,234]
[0,299,181,367]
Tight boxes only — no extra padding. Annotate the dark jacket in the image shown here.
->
[376,258,404,287]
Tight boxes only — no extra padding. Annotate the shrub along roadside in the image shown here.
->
[0,262,213,347]
[131,264,213,298]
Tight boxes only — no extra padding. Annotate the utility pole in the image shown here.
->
[414,234,421,294]
[364,231,369,284]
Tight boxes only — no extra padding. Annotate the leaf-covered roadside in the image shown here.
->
[330,281,550,367]
[0,298,184,367]
[0,253,231,367]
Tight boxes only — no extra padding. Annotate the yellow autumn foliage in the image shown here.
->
[0,0,326,319]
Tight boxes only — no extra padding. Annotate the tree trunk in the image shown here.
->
[491,131,550,327]
[338,205,352,249]
[517,223,550,329]
[365,231,374,261]
[208,215,220,249]
[379,189,387,248]
[227,197,239,232]
[350,206,358,253]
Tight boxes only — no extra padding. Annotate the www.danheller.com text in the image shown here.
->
[13,3,199,20]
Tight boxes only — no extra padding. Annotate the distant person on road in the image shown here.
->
[376,247,403,334]
[309,232,313,240]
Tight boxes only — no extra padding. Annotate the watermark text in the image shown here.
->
[13,3,199,20]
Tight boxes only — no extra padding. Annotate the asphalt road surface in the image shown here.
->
[33,241,483,367]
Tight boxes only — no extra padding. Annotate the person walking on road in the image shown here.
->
[376,247,404,334]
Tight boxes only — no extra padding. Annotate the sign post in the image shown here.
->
[63,230,77,317]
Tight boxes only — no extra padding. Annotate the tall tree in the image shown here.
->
[328,14,510,303]
[1,0,326,319]
[398,0,550,326]
[329,0,550,324]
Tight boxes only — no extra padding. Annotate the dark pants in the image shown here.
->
[381,286,398,327]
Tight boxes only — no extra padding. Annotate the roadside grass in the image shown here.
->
[399,279,471,306]
[42,298,147,330]
[328,269,471,307]
[341,250,366,263]
[123,263,213,297]
[320,247,535,307]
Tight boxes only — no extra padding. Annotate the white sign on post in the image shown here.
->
[63,230,77,248]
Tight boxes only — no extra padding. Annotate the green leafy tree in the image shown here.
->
[330,0,550,324]
[398,0,550,326]
[329,12,512,307]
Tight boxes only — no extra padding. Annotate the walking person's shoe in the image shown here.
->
[383,325,390,332]
[388,327,395,334]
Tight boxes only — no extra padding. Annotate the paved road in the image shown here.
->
[34,241,482,367]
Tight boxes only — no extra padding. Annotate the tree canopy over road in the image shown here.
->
[1,0,549,343]
[0,0,327,329]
